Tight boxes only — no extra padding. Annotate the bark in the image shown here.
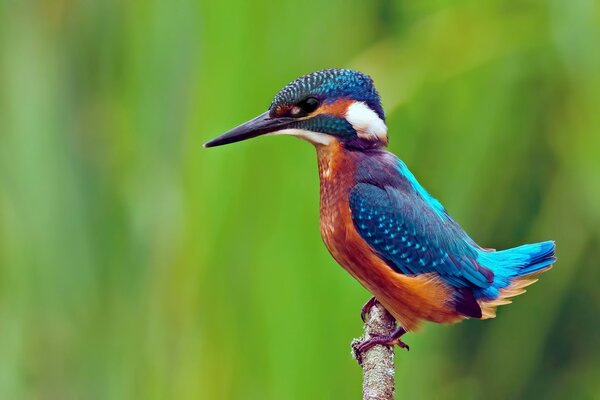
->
[352,302,396,400]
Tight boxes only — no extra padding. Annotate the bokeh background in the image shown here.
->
[1,0,599,399]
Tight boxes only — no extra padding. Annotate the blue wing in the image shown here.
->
[349,153,555,318]
[349,163,495,291]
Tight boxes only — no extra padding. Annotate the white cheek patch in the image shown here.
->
[268,128,334,146]
[345,101,387,141]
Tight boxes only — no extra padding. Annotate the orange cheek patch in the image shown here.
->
[316,99,353,118]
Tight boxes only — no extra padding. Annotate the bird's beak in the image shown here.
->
[204,111,295,148]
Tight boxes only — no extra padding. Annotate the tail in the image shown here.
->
[474,240,556,319]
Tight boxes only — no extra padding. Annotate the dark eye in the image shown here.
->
[290,97,320,117]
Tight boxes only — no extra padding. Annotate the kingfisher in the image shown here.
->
[204,69,556,359]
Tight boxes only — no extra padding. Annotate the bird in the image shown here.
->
[204,68,556,361]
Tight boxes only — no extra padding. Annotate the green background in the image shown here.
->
[1,0,599,399]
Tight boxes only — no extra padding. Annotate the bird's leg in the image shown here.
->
[352,325,409,364]
[360,296,379,322]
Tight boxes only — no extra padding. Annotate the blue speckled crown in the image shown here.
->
[270,69,385,121]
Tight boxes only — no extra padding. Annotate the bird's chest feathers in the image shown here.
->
[316,144,358,261]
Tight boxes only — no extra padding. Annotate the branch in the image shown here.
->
[352,302,396,400]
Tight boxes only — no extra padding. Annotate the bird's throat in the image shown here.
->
[316,141,345,181]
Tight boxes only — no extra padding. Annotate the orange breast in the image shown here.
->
[316,143,462,331]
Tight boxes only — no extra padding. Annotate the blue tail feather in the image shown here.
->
[474,240,556,299]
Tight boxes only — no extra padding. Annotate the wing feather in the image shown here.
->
[349,182,492,290]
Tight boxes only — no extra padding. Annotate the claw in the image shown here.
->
[360,296,379,322]
[389,337,410,351]
[352,326,409,365]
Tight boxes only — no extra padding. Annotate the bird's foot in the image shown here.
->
[360,296,379,322]
[352,326,409,365]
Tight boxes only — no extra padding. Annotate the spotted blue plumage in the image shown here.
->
[270,69,385,120]
[349,152,556,317]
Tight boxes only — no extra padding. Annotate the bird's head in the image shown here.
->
[204,69,387,149]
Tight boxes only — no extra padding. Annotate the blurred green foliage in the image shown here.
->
[1,0,599,399]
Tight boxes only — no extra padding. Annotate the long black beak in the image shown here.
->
[204,111,295,148]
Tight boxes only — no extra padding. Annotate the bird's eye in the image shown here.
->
[290,97,320,117]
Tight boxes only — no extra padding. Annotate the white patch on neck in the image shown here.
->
[345,101,387,141]
[268,128,334,146]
